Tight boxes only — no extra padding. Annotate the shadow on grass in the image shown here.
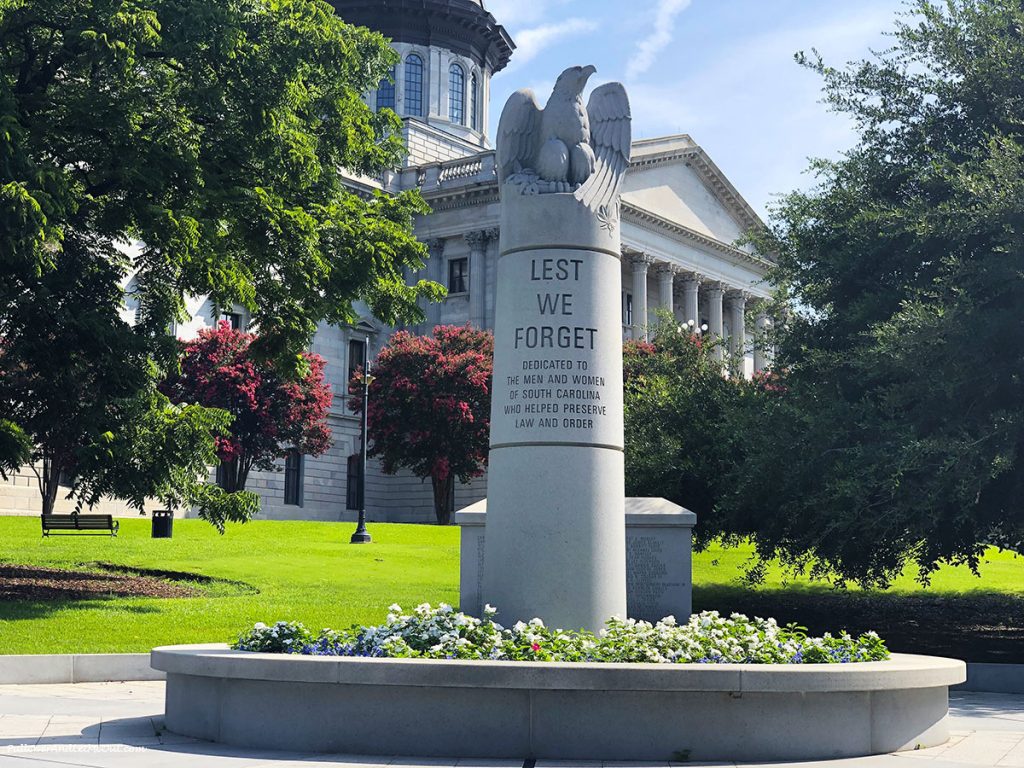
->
[694,584,1024,663]
[0,598,167,622]
[0,561,257,621]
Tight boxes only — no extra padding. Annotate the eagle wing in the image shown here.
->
[497,89,542,185]
[575,83,632,211]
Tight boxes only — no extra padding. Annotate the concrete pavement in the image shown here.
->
[0,681,1022,767]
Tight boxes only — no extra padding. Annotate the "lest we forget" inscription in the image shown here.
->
[490,251,623,449]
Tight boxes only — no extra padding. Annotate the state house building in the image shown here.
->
[0,0,774,523]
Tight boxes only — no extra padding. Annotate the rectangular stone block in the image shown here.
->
[456,498,695,623]
[72,653,164,682]
[0,655,73,684]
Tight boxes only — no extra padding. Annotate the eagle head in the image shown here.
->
[552,65,597,98]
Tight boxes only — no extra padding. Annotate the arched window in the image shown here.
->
[405,54,424,116]
[470,71,479,129]
[376,66,395,112]
[449,63,465,125]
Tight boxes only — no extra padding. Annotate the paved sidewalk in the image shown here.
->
[0,682,1022,767]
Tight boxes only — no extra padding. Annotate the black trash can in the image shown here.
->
[152,510,174,539]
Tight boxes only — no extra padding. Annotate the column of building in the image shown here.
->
[465,230,489,329]
[628,252,654,341]
[753,304,772,374]
[678,272,702,327]
[705,283,725,360]
[726,290,747,374]
[423,238,445,334]
[655,264,676,319]
[618,253,775,374]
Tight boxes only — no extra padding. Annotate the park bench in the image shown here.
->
[41,514,119,537]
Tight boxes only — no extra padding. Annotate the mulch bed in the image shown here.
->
[695,588,1024,664]
[0,564,200,601]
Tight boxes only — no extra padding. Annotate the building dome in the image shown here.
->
[330,0,515,152]
[329,0,514,75]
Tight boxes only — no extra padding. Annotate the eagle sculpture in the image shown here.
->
[497,65,632,213]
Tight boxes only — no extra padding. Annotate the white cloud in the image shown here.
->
[510,18,600,68]
[624,4,902,215]
[626,0,692,80]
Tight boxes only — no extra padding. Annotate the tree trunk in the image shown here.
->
[236,456,253,492]
[431,474,454,525]
[39,455,61,517]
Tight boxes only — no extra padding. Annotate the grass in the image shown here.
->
[0,516,1022,657]
[693,540,1024,596]
[0,517,458,654]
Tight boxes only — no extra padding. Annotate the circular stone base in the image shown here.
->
[151,645,965,762]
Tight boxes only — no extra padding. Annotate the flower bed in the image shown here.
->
[232,603,888,664]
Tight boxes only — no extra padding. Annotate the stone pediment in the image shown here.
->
[621,135,762,249]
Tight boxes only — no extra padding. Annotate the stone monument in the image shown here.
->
[481,65,633,631]
[459,498,697,623]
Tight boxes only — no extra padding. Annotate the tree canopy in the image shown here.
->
[623,318,742,546]
[1,0,439,362]
[734,0,1024,586]
[163,322,333,494]
[0,0,437,520]
[355,326,493,525]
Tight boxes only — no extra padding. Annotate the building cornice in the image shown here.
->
[621,203,773,273]
[329,0,515,73]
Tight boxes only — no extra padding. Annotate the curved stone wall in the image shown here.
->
[152,645,966,761]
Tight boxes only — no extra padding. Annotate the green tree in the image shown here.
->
[1,0,437,358]
[623,316,741,543]
[72,385,259,533]
[734,0,1024,586]
[0,419,28,479]
[0,0,439,517]
[0,248,152,515]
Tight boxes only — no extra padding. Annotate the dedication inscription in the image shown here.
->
[490,251,624,450]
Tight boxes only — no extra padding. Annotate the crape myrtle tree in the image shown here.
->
[0,0,439,519]
[725,0,1024,586]
[164,322,333,494]
[353,326,493,525]
[623,315,745,544]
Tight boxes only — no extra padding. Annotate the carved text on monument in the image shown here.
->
[494,253,615,438]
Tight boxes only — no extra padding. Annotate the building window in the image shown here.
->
[623,293,633,327]
[470,72,479,129]
[405,54,424,117]
[376,66,395,111]
[449,63,465,125]
[348,338,366,385]
[220,312,244,331]
[346,453,363,510]
[284,449,303,506]
[448,258,468,294]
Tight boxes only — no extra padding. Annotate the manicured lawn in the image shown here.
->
[0,515,1021,659]
[0,517,458,654]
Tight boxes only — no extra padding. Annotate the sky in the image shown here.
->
[482,0,909,220]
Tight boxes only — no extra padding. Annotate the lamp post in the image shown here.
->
[350,336,372,544]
